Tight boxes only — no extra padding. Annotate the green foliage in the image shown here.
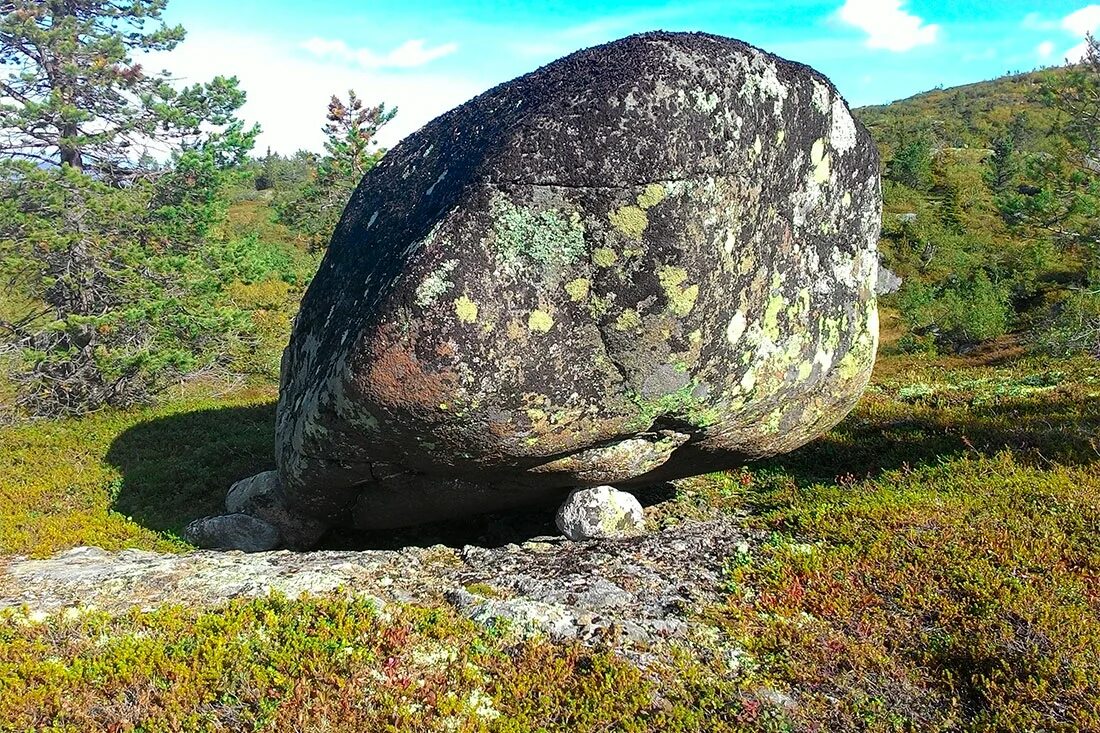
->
[897,273,1011,347]
[860,59,1100,354]
[0,1,257,175]
[0,385,278,556]
[275,90,396,250]
[888,135,934,190]
[0,0,292,415]
[251,148,317,192]
[0,157,297,415]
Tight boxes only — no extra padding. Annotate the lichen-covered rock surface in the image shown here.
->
[275,31,881,530]
[0,517,754,649]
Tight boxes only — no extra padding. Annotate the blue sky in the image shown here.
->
[156,1,1100,154]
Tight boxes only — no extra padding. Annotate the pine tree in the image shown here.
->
[0,0,261,415]
[0,1,255,175]
[276,90,395,251]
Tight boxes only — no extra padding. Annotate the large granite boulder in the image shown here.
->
[259,31,880,535]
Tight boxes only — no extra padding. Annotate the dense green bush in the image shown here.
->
[896,273,1011,348]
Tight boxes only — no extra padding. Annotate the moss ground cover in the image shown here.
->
[0,386,276,557]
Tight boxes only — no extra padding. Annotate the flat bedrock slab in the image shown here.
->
[0,517,756,648]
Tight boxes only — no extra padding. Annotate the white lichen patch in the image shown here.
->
[726,311,747,346]
[829,97,858,154]
[744,50,789,115]
[691,87,720,113]
[415,259,459,307]
[811,79,831,114]
[426,169,448,196]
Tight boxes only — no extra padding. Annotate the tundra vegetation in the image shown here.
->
[1,2,1099,729]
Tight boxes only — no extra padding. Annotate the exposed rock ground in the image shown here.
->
[0,516,757,651]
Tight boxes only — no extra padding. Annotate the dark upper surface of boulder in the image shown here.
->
[271,31,882,531]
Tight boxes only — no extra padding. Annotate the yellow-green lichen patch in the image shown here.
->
[763,408,783,433]
[592,247,619,268]
[776,129,786,145]
[614,309,642,331]
[454,295,479,323]
[657,266,700,316]
[527,309,554,333]
[589,294,611,317]
[738,250,755,275]
[752,135,762,157]
[762,293,787,340]
[565,278,590,302]
[608,205,648,241]
[636,183,667,210]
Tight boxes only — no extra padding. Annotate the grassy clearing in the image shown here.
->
[687,348,1100,731]
[0,386,276,557]
[2,345,1100,729]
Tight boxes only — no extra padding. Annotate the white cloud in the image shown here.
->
[1062,5,1100,36]
[837,0,940,52]
[300,37,459,69]
[1049,5,1100,63]
[1066,40,1092,62]
[145,29,482,155]
[1037,40,1055,60]
[1022,12,1058,31]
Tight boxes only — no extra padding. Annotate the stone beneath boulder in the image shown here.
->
[876,265,902,296]
[225,471,327,549]
[183,514,280,553]
[556,486,646,541]
[258,30,880,538]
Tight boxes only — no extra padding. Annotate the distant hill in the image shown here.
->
[856,66,1071,153]
[850,65,1091,353]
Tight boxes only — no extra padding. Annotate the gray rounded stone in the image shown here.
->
[183,514,280,553]
[226,470,327,549]
[555,486,646,541]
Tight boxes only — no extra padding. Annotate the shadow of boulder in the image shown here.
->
[107,403,278,538]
